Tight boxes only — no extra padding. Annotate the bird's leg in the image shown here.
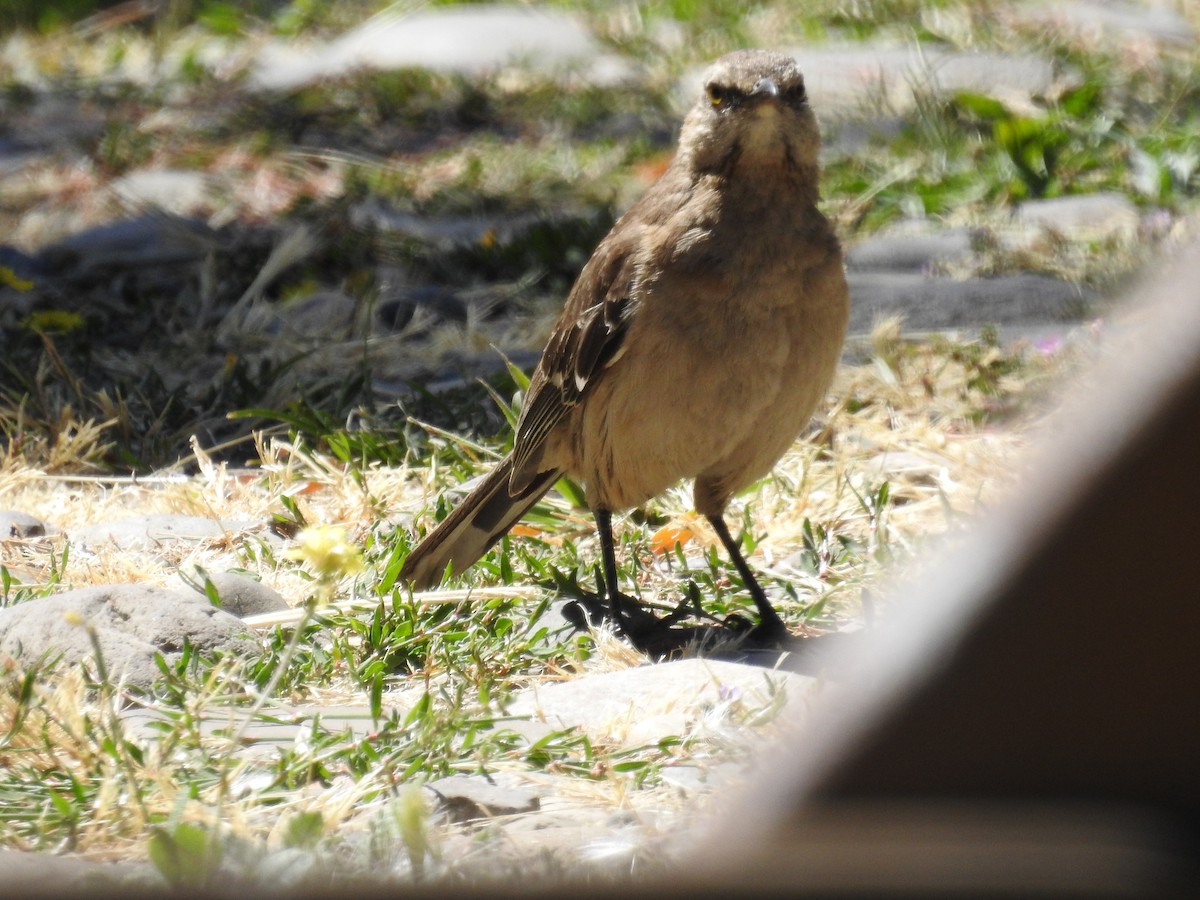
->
[594,508,625,622]
[707,515,789,640]
[594,509,689,639]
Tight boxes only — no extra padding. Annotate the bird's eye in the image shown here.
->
[706,84,729,108]
[783,82,808,105]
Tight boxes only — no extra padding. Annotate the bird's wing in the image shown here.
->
[509,224,642,491]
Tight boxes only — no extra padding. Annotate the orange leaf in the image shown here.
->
[509,523,543,538]
[650,525,694,555]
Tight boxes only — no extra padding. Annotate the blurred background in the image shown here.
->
[1,0,1197,471]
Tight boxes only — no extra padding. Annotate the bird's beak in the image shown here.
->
[750,78,780,100]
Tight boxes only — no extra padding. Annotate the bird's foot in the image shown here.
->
[559,590,791,657]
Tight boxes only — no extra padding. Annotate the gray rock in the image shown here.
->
[1015,192,1141,240]
[846,272,1095,335]
[425,775,541,823]
[0,584,259,689]
[1025,0,1196,46]
[0,509,49,539]
[252,4,633,91]
[846,229,976,273]
[506,659,816,744]
[181,571,289,618]
[377,286,468,332]
[70,514,257,553]
[35,214,218,278]
[278,290,359,341]
[110,168,216,216]
[681,46,1056,119]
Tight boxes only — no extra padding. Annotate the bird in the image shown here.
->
[401,49,849,648]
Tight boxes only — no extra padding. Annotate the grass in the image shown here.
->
[0,315,1087,882]
[0,0,1196,887]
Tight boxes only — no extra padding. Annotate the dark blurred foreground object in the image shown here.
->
[686,241,1200,895]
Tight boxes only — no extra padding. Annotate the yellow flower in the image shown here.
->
[286,525,364,582]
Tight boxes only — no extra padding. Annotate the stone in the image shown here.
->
[425,775,541,824]
[1024,1,1196,47]
[680,46,1056,120]
[505,658,818,746]
[0,245,41,280]
[1015,192,1141,241]
[180,571,289,618]
[0,509,49,539]
[863,450,955,485]
[846,272,1095,336]
[846,228,976,273]
[377,286,468,333]
[109,168,216,217]
[70,514,258,553]
[0,584,259,689]
[33,214,217,279]
[278,290,359,341]
[252,4,634,91]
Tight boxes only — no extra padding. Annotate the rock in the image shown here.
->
[377,286,468,332]
[278,290,359,341]
[682,46,1056,120]
[0,510,50,539]
[110,168,216,217]
[0,245,41,280]
[506,658,817,746]
[252,4,634,91]
[70,514,258,553]
[862,450,954,485]
[1015,192,1141,241]
[33,214,218,279]
[1023,0,1196,47]
[846,228,976,273]
[180,571,289,618]
[0,584,259,689]
[846,272,1095,335]
[425,775,541,823]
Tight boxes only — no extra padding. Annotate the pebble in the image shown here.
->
[0,509,50,539]
[179,570,289,617]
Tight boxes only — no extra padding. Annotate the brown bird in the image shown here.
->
[401,49,849,647]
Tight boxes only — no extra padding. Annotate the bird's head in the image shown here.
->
[678,50,820,181]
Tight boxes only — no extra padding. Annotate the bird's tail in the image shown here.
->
[400,456,563,590]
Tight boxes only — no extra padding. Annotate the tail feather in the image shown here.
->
[400,456,563,589]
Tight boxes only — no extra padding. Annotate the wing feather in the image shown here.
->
[509,226,642,491]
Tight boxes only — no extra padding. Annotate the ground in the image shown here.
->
[0,0,1198,890]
